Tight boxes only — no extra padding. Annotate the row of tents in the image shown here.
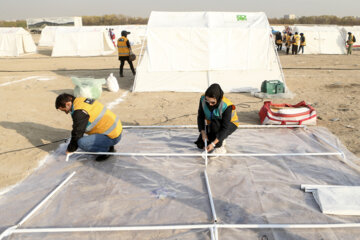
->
[272,25,360,54]
[0,25,147,57]
[1,12,359,93]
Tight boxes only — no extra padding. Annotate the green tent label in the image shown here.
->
[236,15,247,21]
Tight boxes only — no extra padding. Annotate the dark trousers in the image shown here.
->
[286,46,290,55]
[292,45,298,55]
[119,56,135,76]
[194,119,236,149]
[298,45,304,54]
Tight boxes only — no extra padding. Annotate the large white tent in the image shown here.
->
[51,26,115,57]
[0,28,36,57]
[293,25,347,54]
[38,26,58,47]
[133,11,285,92]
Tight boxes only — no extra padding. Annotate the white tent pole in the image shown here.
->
[67,151,342,160]
[8,223,360,235]
[0,172,76,240]
[121,125,306,129]
[209,227,215,240]
[204,170,218,223]
[204,120,208,167]
[18,171,76,226]
[214,226,219,240]
[308,129,360,172]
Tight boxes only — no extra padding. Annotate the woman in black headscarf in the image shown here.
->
[195,84,239,156]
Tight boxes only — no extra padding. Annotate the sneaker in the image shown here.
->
[222,140,226,147]
[210,146,227,159]
[95,146,115,162]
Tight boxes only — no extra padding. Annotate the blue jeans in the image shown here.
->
[77,134,122,152]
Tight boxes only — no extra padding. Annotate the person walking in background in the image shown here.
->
[292,32,300,55]
[55,93,123,162]
[298,33,306,54]
[117,30,136,77]
[347,32,356,55]
[275,32,283,51]
[109,28,116,46]
[286,33,292,55]
[194,84,239,158]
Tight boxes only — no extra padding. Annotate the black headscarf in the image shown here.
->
[205,83,224,111]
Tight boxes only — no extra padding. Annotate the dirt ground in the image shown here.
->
[0,34,359,191]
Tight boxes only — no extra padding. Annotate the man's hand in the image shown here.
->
[66,151,72,155]
[206,143,215,152]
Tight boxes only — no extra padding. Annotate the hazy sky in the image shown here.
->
[1,0,359,20]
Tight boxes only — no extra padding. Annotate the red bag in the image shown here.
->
[259,101,317,125]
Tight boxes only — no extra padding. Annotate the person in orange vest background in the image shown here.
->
[347,32,356,55]
[292,32,300,55]
[117,30,136,77]
[285,33,292,55]
[56,93,123,161]
[275,32,283,51]
[195,84,239,158]
[298,33,306,54]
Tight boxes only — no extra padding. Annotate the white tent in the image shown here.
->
[340,26,360,48]
[133,11,285,92]
[51,26,115,57]
[293,25,346,54]
[0,28,36,57]
[107,25,146,46]
[38,26,60,47]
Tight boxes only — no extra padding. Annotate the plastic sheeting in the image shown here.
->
[1,127,360,239]
[133,12,284,92]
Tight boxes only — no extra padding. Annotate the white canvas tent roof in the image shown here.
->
[133,11,285,92]
[340,26,360,47]
[293,25,347,54]
[0,28,36,57]
[51,26,115,57]
[40,25,146,48]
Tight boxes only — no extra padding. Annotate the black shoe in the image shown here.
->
[120,73,124,77]
[95,146,115,162]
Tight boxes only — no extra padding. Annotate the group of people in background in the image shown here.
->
[275,30,356,55]
[275,31,306,55]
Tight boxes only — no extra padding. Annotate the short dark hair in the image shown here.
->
[205,83,224,103]
[55,93,74,109]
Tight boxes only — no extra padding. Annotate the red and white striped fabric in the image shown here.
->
[259,101,317,125]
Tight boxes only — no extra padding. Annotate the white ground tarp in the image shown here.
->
[1,126,360,239]
[133,12,284,92]
[293,25,347,54]
[0,28,36,57]
[51,27,115,57]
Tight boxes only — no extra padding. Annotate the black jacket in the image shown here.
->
[67,109,89,152]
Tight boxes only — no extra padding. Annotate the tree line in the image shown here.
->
[0,14,148,28]
[1,14,359,28]
[269,15,360,26]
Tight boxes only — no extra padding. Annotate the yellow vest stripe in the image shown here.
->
[103,117,119,135]
[86,107,107,132]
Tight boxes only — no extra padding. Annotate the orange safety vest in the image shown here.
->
[201,96,239,127]
[72,97,122,139]
[293,34,300,46]
[117,36,130,56]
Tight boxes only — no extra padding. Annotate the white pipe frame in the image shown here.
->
[6,125,359,239]
[0,172,76,240]
[6,223,360,235]
[204,170,218,223]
